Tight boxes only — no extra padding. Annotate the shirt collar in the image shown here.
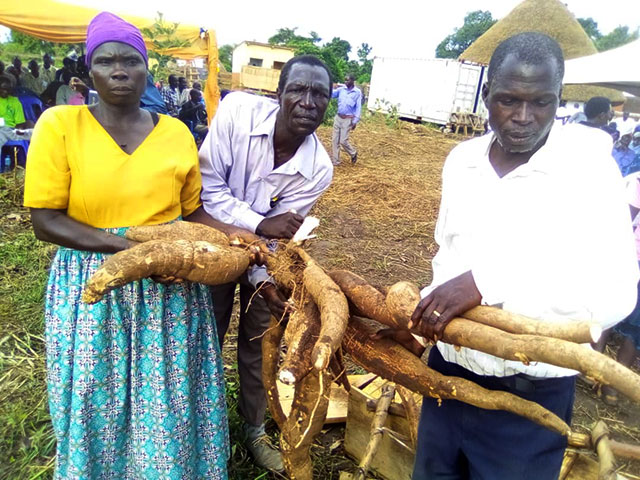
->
[250,106,317,181]
[249,106,278,137]
[479,124,559,176]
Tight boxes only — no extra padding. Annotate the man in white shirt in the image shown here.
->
[198,55,333,472]
[396,33,638,479]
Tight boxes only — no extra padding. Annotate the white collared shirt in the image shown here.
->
[199,92,333,286]
[424,123,639,378]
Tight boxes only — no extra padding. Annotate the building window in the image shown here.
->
[249,58,263,67]
[273,61,285,70]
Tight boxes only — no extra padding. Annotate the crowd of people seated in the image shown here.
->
[0,52,210,163]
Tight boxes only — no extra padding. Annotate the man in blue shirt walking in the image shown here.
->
[332,74,362,165]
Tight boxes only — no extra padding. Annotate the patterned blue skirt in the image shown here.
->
[45,227,229,479]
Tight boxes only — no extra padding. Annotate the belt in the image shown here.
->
[494,373,557,394]
[338,113,354,119]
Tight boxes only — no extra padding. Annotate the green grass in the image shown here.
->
[0,172,55,480]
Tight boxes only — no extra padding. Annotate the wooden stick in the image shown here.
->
[592,421,616,480]
[610,439,640,461]
[366,399,406,417]
[353,382,396,480]
[559,450,578,480]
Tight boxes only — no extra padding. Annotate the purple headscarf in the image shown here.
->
[86,12,148,67]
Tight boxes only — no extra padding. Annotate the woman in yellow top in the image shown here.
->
[24,12,245,480]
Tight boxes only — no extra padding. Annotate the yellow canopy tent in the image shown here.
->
[0,0,220,120]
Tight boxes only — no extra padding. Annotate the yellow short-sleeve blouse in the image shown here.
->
[23,105,202,228]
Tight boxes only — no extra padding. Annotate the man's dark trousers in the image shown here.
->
[412,347,576,480]
[210,275,271,426]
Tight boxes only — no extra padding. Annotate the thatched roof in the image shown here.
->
[624,96,640,115]
[459,0,624,103]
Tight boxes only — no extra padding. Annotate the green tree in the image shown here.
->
[140,12,190,79]
[9,30,55,54]
[218,44,234,72]
[269,27,306,45]
[578,17,602,43]
[268,28,343,82]
[356,42,373,83]
[324,37,351,61]
[3,29,80,64]
[595,25,639,51]
[435,10,496,59]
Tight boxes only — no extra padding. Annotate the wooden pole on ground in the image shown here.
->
[592,421,616,480]
[353,381,396,480]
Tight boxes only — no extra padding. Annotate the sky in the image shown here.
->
[5,0,640,59]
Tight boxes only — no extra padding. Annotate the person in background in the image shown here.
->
[7,56,27,86]
[23,60,47,96]
[178,88,208,138]
[614,134,638,176]
[380,32,638,480]
[177,76,190,107]
[40,80,64,109]
[199,54,334,473]
[593,174,640,406]
[55,70,75,105]
[192,81,206,104]
[140,72,168,114]
[41,54,57,86]
[580,96,617,140]
[23,12,255,479]
[331,73,361,165]
[161,74,179,116]
[0,74,30,128]
[67,77,88,105]
[54,56,76,83]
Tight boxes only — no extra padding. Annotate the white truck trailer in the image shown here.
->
[367,57,488,125]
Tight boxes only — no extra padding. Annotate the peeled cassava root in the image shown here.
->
[82,239,250,303]
[383,282,640,404]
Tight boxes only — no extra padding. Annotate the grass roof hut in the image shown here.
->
[459,0,624,104]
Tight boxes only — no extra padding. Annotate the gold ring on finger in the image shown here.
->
[432,310,441,318]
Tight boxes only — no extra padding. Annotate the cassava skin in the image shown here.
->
[329,270,397,326]
[303,261,349,371]
[125,220,230,245]
[384,282,640,404]
[343,317,572,437]
[279,292,321,385]
[82,239,250,303]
